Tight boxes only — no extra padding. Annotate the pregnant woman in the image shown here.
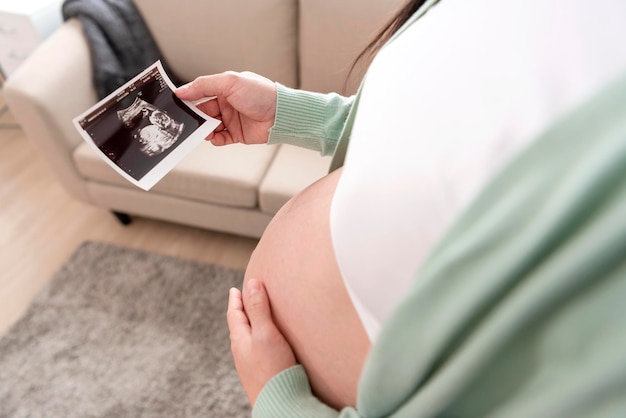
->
[176,0,626,416]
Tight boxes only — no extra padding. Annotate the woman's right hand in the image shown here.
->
[175,71,277,146]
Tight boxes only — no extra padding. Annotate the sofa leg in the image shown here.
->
[112,211,132,225]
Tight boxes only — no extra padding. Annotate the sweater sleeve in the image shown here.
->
[268,83,355,156]
[252,365,362,418]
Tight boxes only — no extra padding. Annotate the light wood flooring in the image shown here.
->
[0,92,258,336]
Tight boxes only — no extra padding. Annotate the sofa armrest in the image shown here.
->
[3,19,97,203]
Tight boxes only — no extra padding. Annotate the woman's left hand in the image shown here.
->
[227,279,297,406]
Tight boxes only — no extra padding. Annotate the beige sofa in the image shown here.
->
[4,0,402,238]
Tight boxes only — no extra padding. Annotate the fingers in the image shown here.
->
[242,279,274,332]
[227,287,250,336]
[209,130,236,146]
[195,96,222,118]
[194,95,243,146]
[226,280,275,339]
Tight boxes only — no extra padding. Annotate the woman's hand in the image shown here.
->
[227,279,297,407]
[175,71,276,146]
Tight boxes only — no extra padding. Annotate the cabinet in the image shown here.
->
[0,0,64,77]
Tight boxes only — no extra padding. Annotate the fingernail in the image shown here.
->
[248,279,260,295]
[176,84,189,94]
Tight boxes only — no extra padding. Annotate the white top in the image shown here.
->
[330,0,626,342]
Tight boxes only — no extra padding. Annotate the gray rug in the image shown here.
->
[0,241,251,417]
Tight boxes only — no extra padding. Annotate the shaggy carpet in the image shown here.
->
[0,241,250,417]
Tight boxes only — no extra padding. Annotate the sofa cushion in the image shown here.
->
[259,145,331,214]
[134,0,298,87]
[73,141,278,208]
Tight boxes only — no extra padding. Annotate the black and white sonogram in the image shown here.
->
[117,97,186,157]
[72,61,220,190]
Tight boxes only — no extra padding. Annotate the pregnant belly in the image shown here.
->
[243,167,370,408]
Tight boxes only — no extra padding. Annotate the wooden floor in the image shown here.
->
[0,93,258,336]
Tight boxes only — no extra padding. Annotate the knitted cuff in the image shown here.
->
[252,365,339,418]
[268,83,354,156]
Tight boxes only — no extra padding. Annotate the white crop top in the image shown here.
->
[330,0,626,341]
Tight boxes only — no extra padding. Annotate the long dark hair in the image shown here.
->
[346,0,428,91]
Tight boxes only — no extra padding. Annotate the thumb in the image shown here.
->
[175,73,232,101]
[243,279,274,331]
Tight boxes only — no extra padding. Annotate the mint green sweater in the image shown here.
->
[254,2,626,416]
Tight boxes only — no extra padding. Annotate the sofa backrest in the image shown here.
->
[134,0,404,95]
[134,0,299,88]
[298,0,405,95]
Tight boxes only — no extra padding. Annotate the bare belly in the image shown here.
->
[243,167,370,409]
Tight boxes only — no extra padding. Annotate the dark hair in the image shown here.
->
[346,0,428,91]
